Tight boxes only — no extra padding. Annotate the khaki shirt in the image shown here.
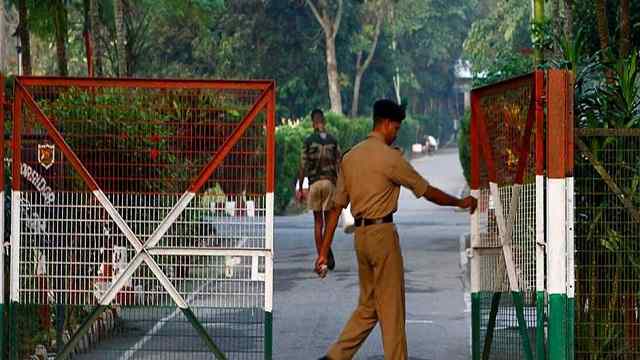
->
[333,132,430,219]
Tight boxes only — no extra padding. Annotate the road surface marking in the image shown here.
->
[406,319,434,324]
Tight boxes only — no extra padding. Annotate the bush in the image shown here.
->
[275,121,311,213]
[323,113,372,151]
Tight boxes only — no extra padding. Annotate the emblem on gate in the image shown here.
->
[37,144,55,169]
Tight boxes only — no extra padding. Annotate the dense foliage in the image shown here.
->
[1,0,475,122]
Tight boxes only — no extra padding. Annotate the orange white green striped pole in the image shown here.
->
[546,70,574,360]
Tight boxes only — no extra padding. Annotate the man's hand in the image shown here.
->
[296,189,306,202]
[458,196,478,214]
[314,255,328,278]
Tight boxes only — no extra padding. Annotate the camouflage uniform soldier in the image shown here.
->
[315,99,477,360]
[299,109,341,270]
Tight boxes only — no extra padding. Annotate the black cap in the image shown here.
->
[373,99,406,122]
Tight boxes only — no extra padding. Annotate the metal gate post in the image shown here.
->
[0,73,5,360]
[265,86,275,360]
[564,75,575,360]
[9,86,22,360]
[534,70,546,360]
[546,70,574,360]
[469,91,481,360]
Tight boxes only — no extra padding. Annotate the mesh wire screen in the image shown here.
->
[473,74,539,358]
[477,292,537,360]
[575,130,640,358]
[12,80,271,359]
[477,184,536,294]
[476,185,538,357]
[477,76,536,188]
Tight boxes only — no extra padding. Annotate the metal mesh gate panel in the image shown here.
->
[9,77,275,359]
[471,72,544,360]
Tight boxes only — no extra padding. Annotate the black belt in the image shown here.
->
[354,214,394,227]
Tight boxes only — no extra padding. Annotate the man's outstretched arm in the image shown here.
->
[388,153,476,214]
[314,206,342,277]
[423,186,477,214]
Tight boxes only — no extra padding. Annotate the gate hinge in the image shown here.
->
[3,241,10,255]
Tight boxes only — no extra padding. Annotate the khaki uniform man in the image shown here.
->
[299,109,341,269]
[315,99,477,360]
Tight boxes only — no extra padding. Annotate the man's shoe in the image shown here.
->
[327,248,336,270]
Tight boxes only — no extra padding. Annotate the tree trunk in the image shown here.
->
[595,0,613,82]
[351,56,364,118]
[53,0,68,76]
[17,0,31,75]
[393,69,401,103]
[0,1,5,73]
[595,0,609,53]
[307,0,343,114]
[325,31,342,114]
[619,0,630,58]
[114,0,127,77]
[563,0,573,42]
[350,13,382,117]
[82,0,93,76]
[533,0,545,66]
[90,0,103,76]
[552,0,562,57]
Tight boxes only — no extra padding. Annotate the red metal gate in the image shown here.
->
[8,76,275,359]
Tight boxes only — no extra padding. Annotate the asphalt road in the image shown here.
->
[70,148,470,360]
[273,148,471,360]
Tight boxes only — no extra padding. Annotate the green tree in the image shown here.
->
[87,0,105,75]
[306,0,344,114]
[349,0,388,117]
[464,0,532,82]
[620,0,631,58]
[0,0,7,72]
[113,0,126,76]
[393,0,474,142]
[16,0,32,74]
[52,0,68,76]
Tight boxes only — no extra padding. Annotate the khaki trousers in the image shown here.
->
[327,223,407,360]
[308,179,336,212]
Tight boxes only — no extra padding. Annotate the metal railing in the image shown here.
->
[574,128,640,358]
